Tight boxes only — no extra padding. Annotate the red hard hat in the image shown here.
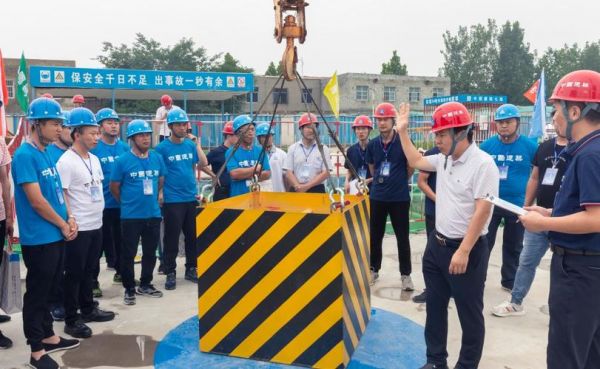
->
[352,115,374,129]
[549,70,600,103]
[41,93,54,99]
[298,112,318,128]
[431,102,473,133]
[373,103,397,118]
[72,94,85,104]
[222,121,234,135]
[161,94,173,106]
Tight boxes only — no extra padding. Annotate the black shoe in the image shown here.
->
[93,300,99,308]
[43,336,80,354]
[49,305,65,321]
[0,314,10,323]
[419,364,449,369]
[29,354,59,369]
[124,288,136,305]
[64,320,92,338]
[136,284,163,298]
[413,290,427,304]
[0,331,12,349]
[158,264,165,275]
[81,308,115,323]
[184,267,198,283]
[165,273,176,290]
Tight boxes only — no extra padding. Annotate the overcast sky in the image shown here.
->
[1,0,598,77]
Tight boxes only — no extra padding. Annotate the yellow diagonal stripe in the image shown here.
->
[355,203,371,269]
[200,215,340,352]
[344,346,350,366]
[196,208,224,238]
[342,222,369,311]
[199,213,306,316]
[231,252,342,357]
[271,296,343,364]
[343,303,358,349]
[197,210,264,278]
[313,341,344,369]
[343,261,366,332]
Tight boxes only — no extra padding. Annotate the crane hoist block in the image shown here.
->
[196,191,371,368]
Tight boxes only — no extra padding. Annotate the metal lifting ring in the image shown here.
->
[199,184,215,205]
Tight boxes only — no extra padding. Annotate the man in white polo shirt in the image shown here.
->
[396,101,499,369]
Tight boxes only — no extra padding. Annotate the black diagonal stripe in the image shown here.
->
[341,239,370,327]
[197,209,243,257]
[250,274,342,360]
[200,214,330,339]
[293,319,343,367]
[344,211,370,300]
[360,199,370,219]
[343,324,355,354]
[343,288,362,341]
[352,205,370,261]
[199,211,285,294]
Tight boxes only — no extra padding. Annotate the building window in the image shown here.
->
[409,87,421,102]
[301,88,313,103]
[383,86,396,102]
[356,85,369,101]
[432,87,445,97]
[6,80,14,99]
[247,87,258,103]
[273,88,288,104]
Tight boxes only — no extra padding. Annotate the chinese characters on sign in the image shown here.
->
[424,94,508,106]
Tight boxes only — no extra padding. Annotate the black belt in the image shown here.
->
[435,232,463,248]
[551,244,600,256]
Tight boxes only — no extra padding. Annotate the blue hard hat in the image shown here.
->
[126,119,153,138]
[256,122,273,137]
[27,97,65,121]
[166,108,189,125]
[96,108,120,124]
[62,111,71,127]
[68,107,98,128]
[494,104,521,121]
[232,115,255,133]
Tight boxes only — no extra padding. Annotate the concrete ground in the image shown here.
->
[1,231,550,369]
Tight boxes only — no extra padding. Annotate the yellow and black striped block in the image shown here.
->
[196,192,371,369]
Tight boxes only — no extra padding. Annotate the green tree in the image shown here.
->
[381,50,408,75]
[580,41,600,71]
[493,21,535,105]
[214,53,253,73]
[536,43,582,93]
[265,61,283,76]
[441,19,498,94]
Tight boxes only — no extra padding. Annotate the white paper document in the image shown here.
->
[484,194,528,216]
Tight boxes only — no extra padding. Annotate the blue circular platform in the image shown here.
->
[154,308,425,369]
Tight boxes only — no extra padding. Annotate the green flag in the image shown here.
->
[16,52,29,112]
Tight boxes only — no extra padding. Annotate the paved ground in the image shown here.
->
[1,230,550,369]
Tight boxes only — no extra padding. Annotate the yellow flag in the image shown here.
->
[323,71,340,119]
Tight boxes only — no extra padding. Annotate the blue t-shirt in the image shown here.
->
[91,140,129,209]
[155,138,199,203]
[365,133,410,202]
[226,145,271,197]
[46,143,67,165]
[111,151,166,219]
[480,135,537,206]
[12,143,68,246]
[549,130,600,251]
[423,147,440,216]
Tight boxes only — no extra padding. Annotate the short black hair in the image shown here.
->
[566,101,600,123]
[454,125,474,143]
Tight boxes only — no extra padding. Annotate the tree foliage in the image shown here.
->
[265,61,283,76]
[381,50,408,76]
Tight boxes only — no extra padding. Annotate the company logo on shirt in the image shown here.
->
[129,170,159,178]
[167,152,194,162]
[238,160,257,168]
[490,154,523,162]
[100,155,119,164]
[41,167,58,178]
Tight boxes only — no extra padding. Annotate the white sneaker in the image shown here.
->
[401,275,414,291]
[492,300,525,317]
[369,269,379,286]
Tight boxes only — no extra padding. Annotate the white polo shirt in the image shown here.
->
[261,146,287,192]
[284,141,333,185]
[425,143,499,239]
[154,104,180,137]
[57,149,105,231]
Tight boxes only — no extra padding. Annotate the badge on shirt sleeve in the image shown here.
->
[542,168,558,186]
[499,165,509,180]
[143,178,154,195]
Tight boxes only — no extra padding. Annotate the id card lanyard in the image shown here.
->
[299,143,316,181]
[498,137,517,181]
[357,143,368,179]
[72,149,102,202]
[378,133,395,182]
[135,151,154,196]
[542,141,566,186]
[29,141,65,205]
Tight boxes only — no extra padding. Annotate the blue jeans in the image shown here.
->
[510,230,549,305]
[486,207,525,289]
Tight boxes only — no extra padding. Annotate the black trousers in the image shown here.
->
[369,199,412,275]
[424,233,489,369]
[425,213,436,238]
[548,252,600,369]
[120,218,161,290]
[95,208,121,278]
[486,207,525,290]
[213,186,230,201]
[64,229,102,325]
[21,241,65,352]
[162,202,197,274]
